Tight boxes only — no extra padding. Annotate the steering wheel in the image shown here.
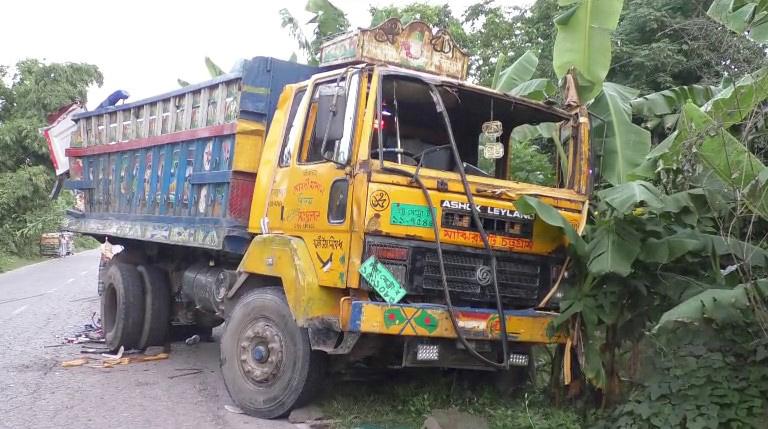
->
[370,147,420,163]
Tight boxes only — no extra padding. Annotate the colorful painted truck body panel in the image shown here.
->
[63,58,317,252]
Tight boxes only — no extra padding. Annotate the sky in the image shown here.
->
[1,0,531,110]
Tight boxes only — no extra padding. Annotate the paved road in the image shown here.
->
[0,250,294,429]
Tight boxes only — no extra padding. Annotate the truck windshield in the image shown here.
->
[373,75,570,186]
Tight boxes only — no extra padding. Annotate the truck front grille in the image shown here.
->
[419,250,542,307]
[362,237,554,309]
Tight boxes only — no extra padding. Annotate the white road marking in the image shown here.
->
[65,278,75,284]
[80,271,89,275]
[11,305,28,316]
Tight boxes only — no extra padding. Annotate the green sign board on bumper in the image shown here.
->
[359,256,407,304]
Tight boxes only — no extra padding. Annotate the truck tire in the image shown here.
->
[101,263,145,351]
[136,265,170,350]
[220,287,326,418]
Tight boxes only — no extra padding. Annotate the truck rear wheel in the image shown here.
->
[136,265,170,350]
[220,287,325,418]
[101,263,145,351]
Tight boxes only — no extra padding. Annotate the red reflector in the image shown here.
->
[370,245,408,261]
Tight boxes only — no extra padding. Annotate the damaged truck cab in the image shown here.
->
[61,19,591,418]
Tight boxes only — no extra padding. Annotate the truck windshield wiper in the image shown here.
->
[462,162,491,177]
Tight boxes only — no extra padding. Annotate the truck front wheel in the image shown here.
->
[220,287,325,418]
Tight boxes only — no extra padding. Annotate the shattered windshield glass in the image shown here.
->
[373,75,570,187]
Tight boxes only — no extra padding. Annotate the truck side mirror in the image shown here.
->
[317,85,348,164]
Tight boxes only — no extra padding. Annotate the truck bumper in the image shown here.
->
[341,299,565,343]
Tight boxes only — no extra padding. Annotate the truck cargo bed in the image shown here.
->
[64,57,316,253]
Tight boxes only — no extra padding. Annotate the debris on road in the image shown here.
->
[168,369,204,379]
[102,352,169,368]
[61,313,105,345]
[62,346,169,368]
[185,334,200,345]
[224,404,244,414]
[101,345,124,359]
[80,347,111,354]
[61,357,90,368]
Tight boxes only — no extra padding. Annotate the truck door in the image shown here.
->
[269,71,362,288]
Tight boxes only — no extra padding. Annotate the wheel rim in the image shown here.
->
[238,319,284,386]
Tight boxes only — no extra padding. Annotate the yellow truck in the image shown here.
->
[60,19,590,417]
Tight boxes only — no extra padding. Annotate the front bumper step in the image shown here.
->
[341,300,565,343]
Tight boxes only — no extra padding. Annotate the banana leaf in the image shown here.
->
[703,67,768,128]
[493,51,539,93]
[515,196,586,257]
[589,83,652,185]
[553,0,624,102]
[679,103,767,216]
[708,0,768,43]
[655,279,768,330]
[586,219,641,277]
[630,84,717,118]
[508,78,557,101]
[596,180,664,213]
[205,57,224,78]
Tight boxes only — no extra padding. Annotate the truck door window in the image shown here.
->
[299,73,359,164]
[278,89,307,167]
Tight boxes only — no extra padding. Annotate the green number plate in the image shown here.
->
[390,203,434,228]
[359,256,406,304]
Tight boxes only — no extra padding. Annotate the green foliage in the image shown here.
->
[204,57,224,78]
[507,140,556,187]
[708,0,768,44]
[630,84,719,132]
[643,95,768,220]
[508,78,557,101]
[611,0,765,93]
[704,66,768,128]
[492,51,538,93]
[657,279,768,328]
[465,0,562,87]
[524,179,766,390]
[320,371,582,429]
[464,2,531,86]
[553,0,624,102]
[280,0,349,65]
[0,59,101,259]
[590,83,652,185]
[603,323,768,428]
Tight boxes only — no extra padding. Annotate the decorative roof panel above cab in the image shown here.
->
[319,18,469,80]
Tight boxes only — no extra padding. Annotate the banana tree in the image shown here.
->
[642,67,768,220]
[500,0,649,187]
[492,51,556,101]
[518,180,768,395]
[279,0,349,65]
[708,0,768,43]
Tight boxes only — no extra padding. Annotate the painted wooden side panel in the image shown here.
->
[63,58,317,252]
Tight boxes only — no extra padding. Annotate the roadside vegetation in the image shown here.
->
[0,60,102,271]
[1,0,766,426]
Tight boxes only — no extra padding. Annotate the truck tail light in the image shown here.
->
[370,244,409,261]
